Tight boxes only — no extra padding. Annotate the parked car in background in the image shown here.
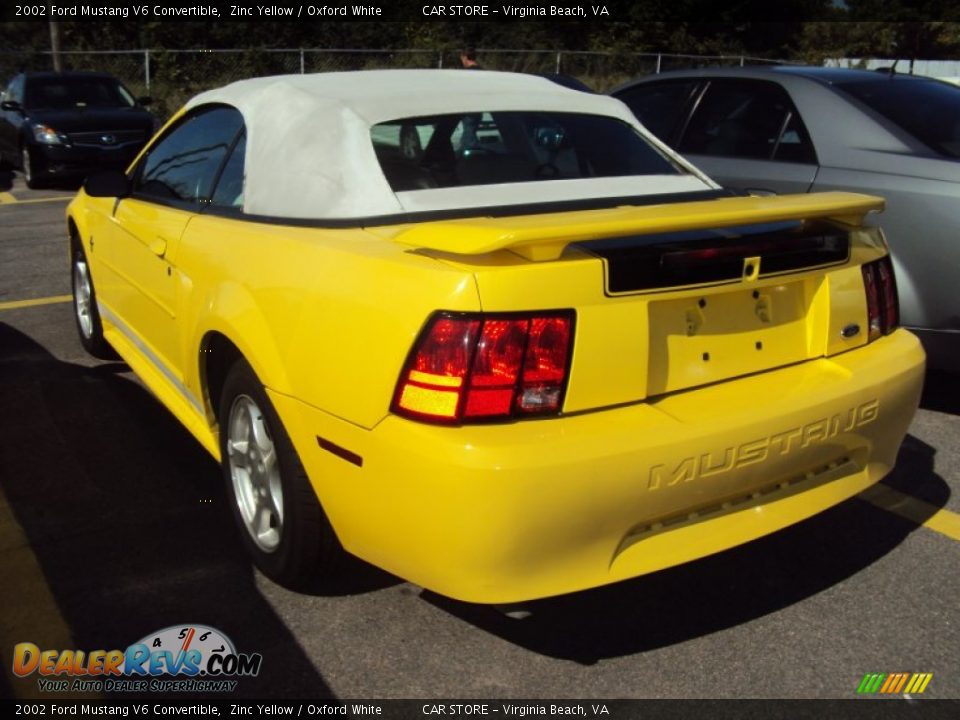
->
[68,70,923,602]
[0,71,156,188]
[613,66,960,369]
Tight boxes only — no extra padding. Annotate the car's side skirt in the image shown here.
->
[98,301,221,461]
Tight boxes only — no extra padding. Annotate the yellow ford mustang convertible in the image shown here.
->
[67,70,924,603]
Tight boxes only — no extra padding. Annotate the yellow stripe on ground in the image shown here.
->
[0,191,16,204]
[0,295,72,311]
[860,483,960,543]
[0,193,73,205]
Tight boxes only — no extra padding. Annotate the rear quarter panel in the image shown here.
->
[175,215,481,429]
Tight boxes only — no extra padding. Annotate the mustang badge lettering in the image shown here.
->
[648,399,880,490]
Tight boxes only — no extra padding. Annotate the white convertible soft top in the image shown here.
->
[185,70,714,220]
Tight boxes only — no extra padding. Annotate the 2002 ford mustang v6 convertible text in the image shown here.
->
[67,70,924,603]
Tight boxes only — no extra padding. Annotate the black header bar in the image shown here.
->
[2,700,960,719]
[4,1,960,23]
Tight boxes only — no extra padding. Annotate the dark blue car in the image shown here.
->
[0,71,157,188]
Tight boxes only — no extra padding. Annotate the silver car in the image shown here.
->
[613,65,960,369]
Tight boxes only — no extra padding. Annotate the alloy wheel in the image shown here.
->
[226,394,284,553]
[73,258,94,339]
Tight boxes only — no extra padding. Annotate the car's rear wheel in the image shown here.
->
[21,145,44,189]
[71,248,113,358]
[219,359,341,589]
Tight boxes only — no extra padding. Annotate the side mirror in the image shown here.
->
[84,170,131,198]
[136,96,152,107]
[1,100,22,112]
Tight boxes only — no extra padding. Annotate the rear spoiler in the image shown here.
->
[394,191,884,262]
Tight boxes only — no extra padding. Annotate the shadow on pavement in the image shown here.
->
[424,435,948,664]
[921,369,960,416]
[0,323,349,698]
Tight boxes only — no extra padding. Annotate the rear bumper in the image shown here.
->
[271,329,925,603]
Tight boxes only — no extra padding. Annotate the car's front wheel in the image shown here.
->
[71,248,113,358]
[219,359,342,589]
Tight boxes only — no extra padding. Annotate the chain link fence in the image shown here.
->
[0,48,782,118]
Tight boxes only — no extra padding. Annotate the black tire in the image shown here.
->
[219,359,342,589]
[22,145,45,189]
[71,247,114,359]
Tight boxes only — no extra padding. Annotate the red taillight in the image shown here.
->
[863,261,881,339]
[393,311,575,424]
[518,316,572,414]
[876,257,899,332]
[464,318,528,419]
[862,256,899,340]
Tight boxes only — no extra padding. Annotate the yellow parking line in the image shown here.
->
[860,483,960,543]
[0,195,72,205]
[0,295,72,312]
[0,191,16,204]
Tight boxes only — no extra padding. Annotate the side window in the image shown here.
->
[209,131,245,209]
[679,80,816,164]
[615,80,700,143]
[133,106,243,205]
[774,113,815,163]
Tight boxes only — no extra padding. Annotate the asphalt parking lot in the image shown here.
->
[1,170,958,702]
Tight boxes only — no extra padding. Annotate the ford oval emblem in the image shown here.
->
[841,323,861,339]
[100,134,117,145]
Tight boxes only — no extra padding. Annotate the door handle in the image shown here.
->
[746,188,777,197]
[148,236,168,256]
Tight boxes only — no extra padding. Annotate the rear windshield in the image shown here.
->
[25,77,136,111]
[835,77,960,158]
[371,111,683,191]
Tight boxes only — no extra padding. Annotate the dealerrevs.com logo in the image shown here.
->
[13,624,262,693]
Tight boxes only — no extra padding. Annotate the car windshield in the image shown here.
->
[371,111,683,191]
[24,76,136,111]
[835,77,960,159]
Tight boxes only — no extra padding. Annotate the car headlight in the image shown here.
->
[31,124,67,145]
